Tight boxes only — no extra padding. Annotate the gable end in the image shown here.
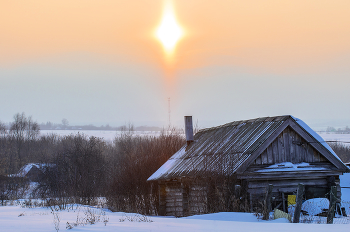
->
[237,117,348,173]
[253,126,328,165]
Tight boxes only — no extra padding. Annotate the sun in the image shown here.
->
[156,0,183,56]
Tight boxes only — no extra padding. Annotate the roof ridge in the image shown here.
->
[197,115,292,134]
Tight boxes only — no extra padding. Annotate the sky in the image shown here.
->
[1,0,350,129]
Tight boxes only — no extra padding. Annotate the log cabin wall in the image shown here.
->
[254,126,327,165]
[159,175,341,216]
[163,182,184,217]
[188,182,207,215]
[246,176,341,201]
[159,180,208,216]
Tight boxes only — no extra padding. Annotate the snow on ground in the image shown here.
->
[301,198,329,216]
[341,173,350,188]
[0,204,349,232]
[2,173,349,231]
[340,173,350,216]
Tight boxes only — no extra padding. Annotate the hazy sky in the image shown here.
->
[1,0,350,129]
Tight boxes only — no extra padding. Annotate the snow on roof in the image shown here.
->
[8,163,53,178]
[147,147,187,181]
[148,116,289,181]
[148,115,349,181]
[255,162,326,172]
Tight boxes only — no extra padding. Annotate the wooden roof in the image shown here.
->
[148,116,349,181]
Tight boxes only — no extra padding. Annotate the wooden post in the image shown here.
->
[249,193,253,213]
[341,207,347,217]
[293,184,304,223]
[263,184,273,220]
[336,203,341,216]
[327,186,337,224]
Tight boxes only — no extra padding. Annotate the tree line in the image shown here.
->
[0,113,185,214]
[326,126,350,134]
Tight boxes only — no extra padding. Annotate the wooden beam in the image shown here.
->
[327,186,337,224]
[293,184,304,223]
[238,171,343,180]
[263,184,273,220]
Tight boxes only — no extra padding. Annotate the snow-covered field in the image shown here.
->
[1,173,349,232]
[0,204,349,232]
[318,132,350,145]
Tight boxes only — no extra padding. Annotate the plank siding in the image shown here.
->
[255,153,261,165]
[262,150,268,164]
[273,138,279,163]
[278,134,283,163]
[267,145,274,164]
[255,127,330,165]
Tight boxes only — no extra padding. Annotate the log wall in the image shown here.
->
[159,180,208,216]
[164,182,184,217]
[246,175,341,204]
[188,183,207,215]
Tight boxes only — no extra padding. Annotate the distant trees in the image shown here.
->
[48,134,107,204]
[61,118,69,128]
[326,126,350,134]
[107,128,185,214]
[0,114,186,214]
[329,142,350,163]
[8,113,40,170]
[0,121,6,137]
[10,112,40,140]
[38,128,185,213]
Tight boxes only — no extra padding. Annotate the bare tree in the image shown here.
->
[0,121,6,137]
[9,112,40,167]
[26,116,40,140]
[61,118,69,128]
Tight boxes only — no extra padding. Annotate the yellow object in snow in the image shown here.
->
[287,195,296,206]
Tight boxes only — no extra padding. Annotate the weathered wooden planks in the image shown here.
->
[254,126,331,166]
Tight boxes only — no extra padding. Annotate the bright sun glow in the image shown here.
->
[156,1,183,55]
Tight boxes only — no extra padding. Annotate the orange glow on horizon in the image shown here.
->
[156,0,184,61]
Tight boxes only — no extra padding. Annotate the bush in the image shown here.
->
[107,128,185,215]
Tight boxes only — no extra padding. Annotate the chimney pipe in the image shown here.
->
[184,116,194,146]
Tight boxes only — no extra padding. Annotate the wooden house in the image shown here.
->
[9,163,50,182]
[148,115,349,217]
